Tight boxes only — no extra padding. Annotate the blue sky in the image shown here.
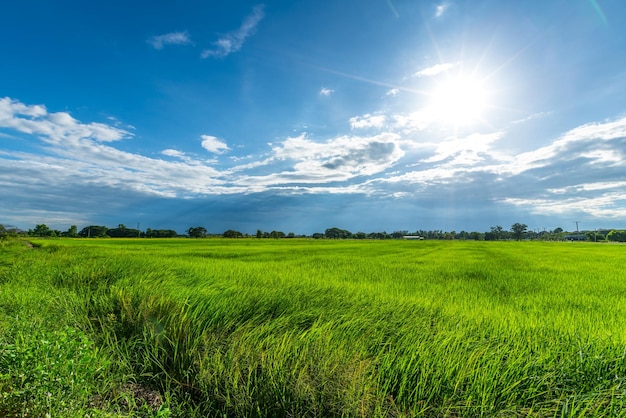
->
[1,0,626,235]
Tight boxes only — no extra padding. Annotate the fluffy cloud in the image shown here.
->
[3,96,626,228]
[319,87,334,96]
[147,31,192,50]
[422,132,505,165]
[201,5,264,58]
[269,133,404,178]
[162,149,186,158]
[349,114,386,129]
[201,135,230,154]
[0,97,131,143]
[435,3,449,17]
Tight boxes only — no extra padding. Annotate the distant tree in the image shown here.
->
[223,229,243,238]
[553,227,563,234]
[78,225,108,238]
[443,231,455,240]
[325,227,352,239]
[187,226,207,238]
[511,223,528,241]
[607,230,626,242]
[312,232,324,239]
[490,226,504,240]
[270,230,286,239]
[286,232,295,238]
[145,228,177,238]
[585,231,602,242]
[0,225,21,239]
[594,230,609,241]
[67,225,78,238]
[30,224,52,237]
[368,231,389,239]
[391,231,405,239]
[107,224,141,238]
[469,232,481,240]
[354,232,367,239]
[256,229,263,239]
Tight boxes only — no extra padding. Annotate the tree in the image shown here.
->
[511,223,528,241]
[30,224,52,237]
[223,229,243,238]
[270,230,286,239]
[368,231,389,239]
[78,225,108,238]
[107,224,141,238]
[470,231,482,240]
[256,229,263,239]
[67,225,78,238]
[187,226,207,238]
[325,227,352,239]
[145,228,177,238]
[487,225,504,240]
[607,230,626,242]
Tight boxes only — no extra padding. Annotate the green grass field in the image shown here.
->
[1,238,625,416]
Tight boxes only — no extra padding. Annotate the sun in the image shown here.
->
[428,74,489,127]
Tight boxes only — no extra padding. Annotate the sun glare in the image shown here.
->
[428,75,489,127]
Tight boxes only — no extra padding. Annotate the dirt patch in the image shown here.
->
[119,382,164,412]
[90,382,164,414]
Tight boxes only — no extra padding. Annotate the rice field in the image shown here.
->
[1,238,625,416]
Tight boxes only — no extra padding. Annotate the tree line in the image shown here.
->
[1,222,624,242]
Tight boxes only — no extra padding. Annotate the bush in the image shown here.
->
[607,230,626,242]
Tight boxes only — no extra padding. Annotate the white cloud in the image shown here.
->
[147,31,192,50]
[390,111,431,131]
[201,135,230,154]
[0,97,131,143]
[201,5,264,58]
[507,116,626,175]
[422,132,505,164]
[161,149,186,158]
[4,96,626,229]
[413,62,458,77]
[349,114,386,129]
[386,88,400,96]
[435,3,449,18]
[269,132,405,178]
[319,87,334,96]
[548,181,626,194]
[502,193,626,219]
[560,117,626,142]
[511,111,550,125]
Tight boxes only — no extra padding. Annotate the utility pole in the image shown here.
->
[574,221,580,234]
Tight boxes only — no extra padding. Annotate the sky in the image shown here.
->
[1,0,626,235]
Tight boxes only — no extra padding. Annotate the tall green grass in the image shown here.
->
[1,238,626,416]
